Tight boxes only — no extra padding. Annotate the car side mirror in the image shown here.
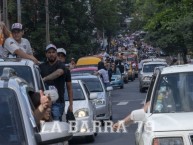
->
[90,93,98,100]
[36,121,72,144]
[106,86,113,91]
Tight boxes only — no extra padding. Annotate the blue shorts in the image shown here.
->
[51,103,64,121]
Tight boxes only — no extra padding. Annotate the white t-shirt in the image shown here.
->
[98,69,109,83]
[2,37,33,57]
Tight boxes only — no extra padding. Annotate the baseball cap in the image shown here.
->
[46,44,57,51]
[57,48,66,56]
[11,23,23,31]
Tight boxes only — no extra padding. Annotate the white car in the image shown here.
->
[72,75,113,121]
[139,61,168,92]
[0,67,72,145]
[135,64,193,145]
[65,80,97,142]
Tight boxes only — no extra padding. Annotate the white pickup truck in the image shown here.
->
[135,64,193,145]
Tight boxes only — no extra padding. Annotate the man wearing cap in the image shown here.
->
[57,48,73,118]
[3,23,38,64]
[39,44,67,121]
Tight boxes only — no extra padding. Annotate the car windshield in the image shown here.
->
[77,78,103,92]
[112,68,121,75]
[143,64,166,73]
[152,72,193,113]
[0,88,26,145]
[65,83,85,100]
[0,66,34,88]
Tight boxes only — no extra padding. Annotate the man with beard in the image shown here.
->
[39,44,67,121]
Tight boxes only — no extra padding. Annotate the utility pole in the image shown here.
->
[17,0,21,23]
[45,0,50,45]
[3,0,8,26]
[0,2,2,21]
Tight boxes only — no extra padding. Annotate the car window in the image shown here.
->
[143,64,166,73]
[65,83,85,100]
[0,66,34,89]
[152,72,193,113]
[0,88,27,145]
[75,78,103,92]
[83,83,90,97]
[34,66,45,91]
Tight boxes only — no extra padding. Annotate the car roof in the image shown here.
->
[140,58,166,63]
[71,66,97,72]
[161,64,193,74]
[143,61,167,65]
[72,75,98,79]
[0,58,35,66]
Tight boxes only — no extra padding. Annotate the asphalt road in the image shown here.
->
[70,78,146,145]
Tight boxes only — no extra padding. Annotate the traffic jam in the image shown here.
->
[1,1,193,145]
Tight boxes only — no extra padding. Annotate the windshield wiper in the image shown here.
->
[90,90,103,92]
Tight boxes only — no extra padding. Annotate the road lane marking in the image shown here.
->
[112,99,143,103]
[117,102,128,105]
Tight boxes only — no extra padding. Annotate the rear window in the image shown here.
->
[0,66,34,88]
[143,64,166,73]
[0,88,26,145]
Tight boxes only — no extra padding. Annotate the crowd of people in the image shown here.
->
[0,21,73,139]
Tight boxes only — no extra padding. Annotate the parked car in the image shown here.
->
[65,80,97,142]
[0,67,72,145]
[139,61,168,92]
[110,67,124,89]
[72,75,113,121]
[71,66,97,76]
[135,64,193,145]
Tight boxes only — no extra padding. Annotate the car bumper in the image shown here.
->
[140,80,151,88]
[95,105,110,120]
[72,117,95,137]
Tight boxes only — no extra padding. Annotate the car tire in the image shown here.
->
[120,85,124,89]
[139,87,145,93]
[110,115,113,120]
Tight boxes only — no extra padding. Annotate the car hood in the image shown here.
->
[65,100,88,113]
[91,92,105,99]
[147,113,193,131]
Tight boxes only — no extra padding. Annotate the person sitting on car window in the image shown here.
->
[95,61,110,87]
[29,90,51,126]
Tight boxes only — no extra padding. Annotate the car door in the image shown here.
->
[135,73,157,145]
[82,82,96,120]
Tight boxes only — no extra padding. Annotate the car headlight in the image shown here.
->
[142,76,151,81]
[74,108,89,118]
[153,137,184,145]
[94,98,106,105]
